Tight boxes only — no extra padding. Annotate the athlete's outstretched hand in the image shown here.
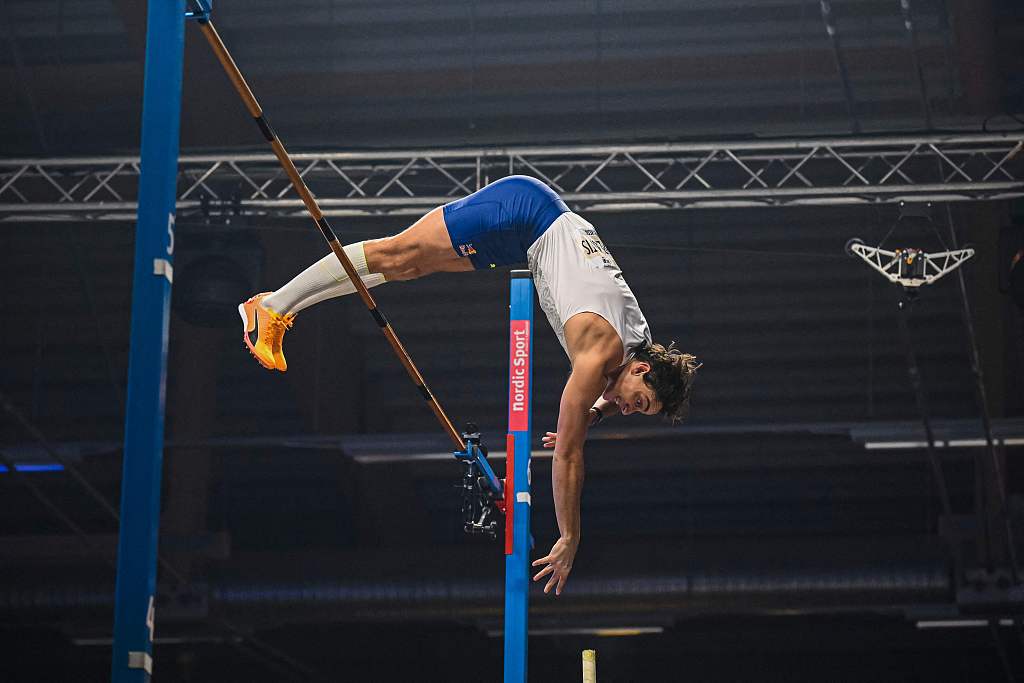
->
[532,536,578,596]
[542,431,557,449]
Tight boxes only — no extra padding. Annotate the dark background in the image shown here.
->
[2,1,1024,681]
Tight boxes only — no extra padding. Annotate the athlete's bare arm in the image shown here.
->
[532,314,622,595]
[542,396,614,448]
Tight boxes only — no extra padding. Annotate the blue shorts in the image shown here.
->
[442,175,570,269]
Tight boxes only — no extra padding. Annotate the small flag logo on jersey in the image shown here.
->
[458,243,477,256]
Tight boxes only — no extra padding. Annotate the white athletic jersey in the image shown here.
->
[527,212,652,363]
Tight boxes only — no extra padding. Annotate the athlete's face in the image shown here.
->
[603,361,661,417]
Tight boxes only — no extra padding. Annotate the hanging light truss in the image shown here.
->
[0,133,1021,222]
[845,240,975,288]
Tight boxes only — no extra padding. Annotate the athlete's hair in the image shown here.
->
[632,341,701,424]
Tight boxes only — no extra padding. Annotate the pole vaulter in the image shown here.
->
[195,14,539,679]
[199,7,700,599]
[191,5,701,681]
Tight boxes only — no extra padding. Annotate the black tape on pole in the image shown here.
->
[255,116,275,142]
[315,218,339,244]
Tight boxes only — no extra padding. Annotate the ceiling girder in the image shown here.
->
[0,133,1021,222]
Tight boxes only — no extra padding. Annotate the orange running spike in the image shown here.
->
[238,293,293,372]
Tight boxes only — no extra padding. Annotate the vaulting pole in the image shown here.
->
[504,270,534,683]
[195,19,463,448]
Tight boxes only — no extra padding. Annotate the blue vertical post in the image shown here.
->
[111,2,186,681]
[504,270,534,683]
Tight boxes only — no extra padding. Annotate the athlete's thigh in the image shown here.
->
[391,206,473,271]
[391,207,454,256]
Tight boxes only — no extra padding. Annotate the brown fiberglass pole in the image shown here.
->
[196,19,464,449]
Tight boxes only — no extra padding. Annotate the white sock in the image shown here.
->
[262,241,387,316]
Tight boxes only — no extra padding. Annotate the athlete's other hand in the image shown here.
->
[542,431,557,448]
[532,536,578,596]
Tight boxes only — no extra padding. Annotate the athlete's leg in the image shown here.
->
[261,241,385,317]
[241,206,473,371]
[261,206,470,316]
[363,207,474,281]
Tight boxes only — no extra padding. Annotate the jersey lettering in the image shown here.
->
[576,227,619,270]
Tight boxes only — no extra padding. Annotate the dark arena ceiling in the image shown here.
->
[2,1,1024,681]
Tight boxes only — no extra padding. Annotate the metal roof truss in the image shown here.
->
[1,133,1021,222]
